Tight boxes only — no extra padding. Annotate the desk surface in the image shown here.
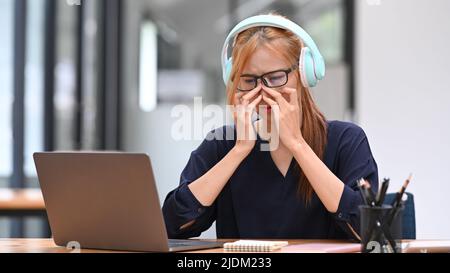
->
[0,239,361,253]
[0,189,45,211]
[0,239,117,253]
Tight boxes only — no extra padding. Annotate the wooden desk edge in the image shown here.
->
[0,239,359,254]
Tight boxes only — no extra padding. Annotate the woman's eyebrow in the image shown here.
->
[241,72,258,77]
[241,68,287,77]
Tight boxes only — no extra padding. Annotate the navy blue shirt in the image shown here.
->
[162,121,378,240]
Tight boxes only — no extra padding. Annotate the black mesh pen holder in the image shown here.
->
[360,205,403,253]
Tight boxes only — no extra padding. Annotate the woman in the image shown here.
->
[162,14,378,240]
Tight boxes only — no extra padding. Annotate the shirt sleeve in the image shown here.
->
[162,127,232,239]
[331,124,379,241]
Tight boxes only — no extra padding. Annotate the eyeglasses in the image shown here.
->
[237,65,298,92]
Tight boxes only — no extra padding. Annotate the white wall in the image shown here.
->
[356,0,450,239]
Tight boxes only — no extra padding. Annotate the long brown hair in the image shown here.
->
[226,14,328,203]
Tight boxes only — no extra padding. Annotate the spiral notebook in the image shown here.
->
[223,240,289,252]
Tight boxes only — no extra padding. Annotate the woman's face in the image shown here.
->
[239,44,299,120]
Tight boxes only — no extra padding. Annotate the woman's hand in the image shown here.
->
[232,86,263,157]
[261,85,305,151]
[187,86,262,208]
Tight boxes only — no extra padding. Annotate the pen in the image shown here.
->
[358,179,375,206]
[376,178,390,207]
[357,179,369,206]
[362,179,376,207]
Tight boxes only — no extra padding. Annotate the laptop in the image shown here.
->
[33,152,224,252]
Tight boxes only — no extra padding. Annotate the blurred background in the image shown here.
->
[0,0,449,239]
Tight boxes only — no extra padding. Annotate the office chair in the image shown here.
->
[384,192,416,239]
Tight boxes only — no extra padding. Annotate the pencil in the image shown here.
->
[392,173,412,208]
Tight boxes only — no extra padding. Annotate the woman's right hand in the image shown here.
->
[185,86,262,208]
[232,85,263,157]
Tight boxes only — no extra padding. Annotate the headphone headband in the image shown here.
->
[221,15,325,85]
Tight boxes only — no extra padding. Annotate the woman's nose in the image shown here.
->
[256,77,269,88]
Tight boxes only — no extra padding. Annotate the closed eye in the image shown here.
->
[268,75,284,82]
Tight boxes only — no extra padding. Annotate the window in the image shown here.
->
[54,1,78,151]
[0,0,14,237]
[24,0,45,187]
[0,0,14,188]
[139,20,158,111]
[302,0,345,64]
[0,0,123,238]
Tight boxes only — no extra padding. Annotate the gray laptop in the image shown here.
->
[33,152,223,252]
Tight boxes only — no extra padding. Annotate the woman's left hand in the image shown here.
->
[261,85,305,151]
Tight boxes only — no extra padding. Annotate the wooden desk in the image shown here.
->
[0,189,46,217]
[0,239,359,253]
[0,239,123,253]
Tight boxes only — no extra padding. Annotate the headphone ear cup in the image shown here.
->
[299,47,317,88]
[223,58,233,84]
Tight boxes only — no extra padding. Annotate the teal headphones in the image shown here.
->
[221,15,326,88]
